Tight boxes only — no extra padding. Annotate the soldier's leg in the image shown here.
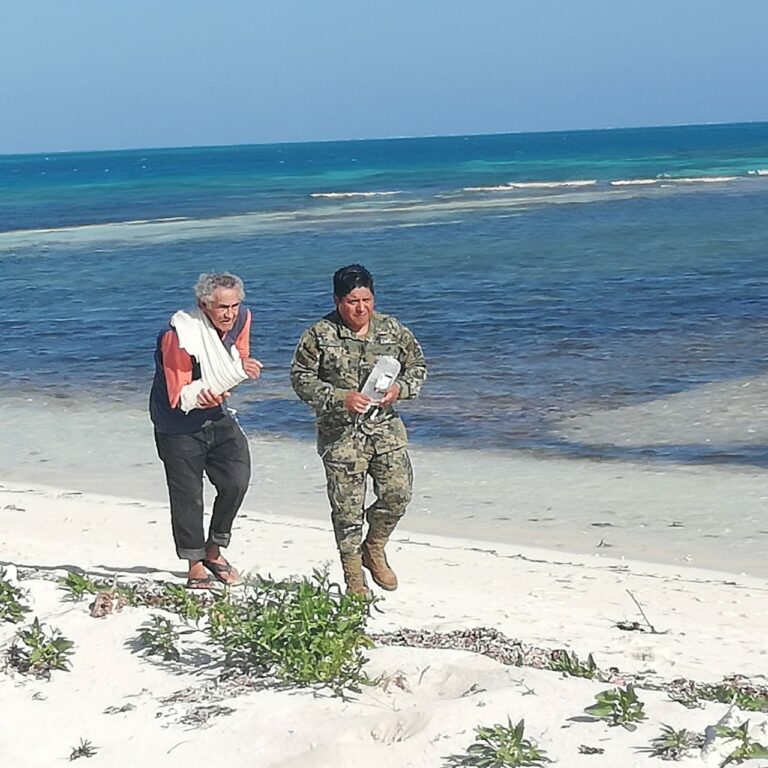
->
[366,446,413,533]
[361,447,413,590]
[323,457,368,555]
[322,453,371,595]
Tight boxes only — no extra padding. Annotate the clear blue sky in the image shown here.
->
[2,0,767,154]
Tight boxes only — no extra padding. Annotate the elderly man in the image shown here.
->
[290,264,427,596]
[150,272,262,589]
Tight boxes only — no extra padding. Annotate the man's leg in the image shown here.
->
[154,430,208,562]
[322,452,370,595]
[203,416,251,583]
[362,447,413,590]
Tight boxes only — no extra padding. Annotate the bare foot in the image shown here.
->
[186,560,216,590]
[203,548,241,586]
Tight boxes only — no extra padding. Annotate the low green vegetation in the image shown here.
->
[445,718,550,767]
[699,684,768,713]
[161,583,207,624]
[136,615,181,662]
[0,569,29,624]
[585,685,647,731]
[6,617,74,678]
[716,721,768,766]
[60,571,100,601]
[207,569,372,695]
[643,724,704,761]
[60,571,138,606]
[547,649,598,679]
[68,738,97,761]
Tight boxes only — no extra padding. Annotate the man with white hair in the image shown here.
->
[150,272,262,589]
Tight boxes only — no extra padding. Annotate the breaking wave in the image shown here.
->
[310,190,402,199]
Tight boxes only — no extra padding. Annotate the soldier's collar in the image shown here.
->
[334,311,380,340]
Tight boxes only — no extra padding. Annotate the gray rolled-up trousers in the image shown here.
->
[154,414,251,560]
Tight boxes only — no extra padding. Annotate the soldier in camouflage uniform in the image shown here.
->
[290,265,427,595]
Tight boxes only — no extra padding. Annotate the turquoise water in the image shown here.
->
[2,122,768,464]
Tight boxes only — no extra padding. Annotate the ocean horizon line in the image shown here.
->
[3,117,767,160]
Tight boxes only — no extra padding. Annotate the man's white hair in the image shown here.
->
[194,272,245,305]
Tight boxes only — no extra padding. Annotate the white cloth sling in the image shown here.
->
[171,307,248,414]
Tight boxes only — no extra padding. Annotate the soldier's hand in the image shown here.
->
[378,383,401,408]
[345,391,373,414]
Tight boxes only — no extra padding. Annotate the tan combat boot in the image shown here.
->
[361,528,398,591]
[340,553,371,598]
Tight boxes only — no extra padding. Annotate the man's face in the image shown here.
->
[335,287,374,333]
[201,287,242,333]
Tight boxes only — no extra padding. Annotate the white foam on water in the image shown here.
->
[461,185,518,193]
[509,179,597,189]
[462,179,597,192]
[666,176,740,184]
[610,178,659,186]
[0,177,754,253]
[310,190,402,199]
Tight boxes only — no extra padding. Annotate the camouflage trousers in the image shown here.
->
[322,438,413,557]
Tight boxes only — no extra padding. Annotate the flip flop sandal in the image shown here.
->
[185,576,218,591]
[202,559,243,586]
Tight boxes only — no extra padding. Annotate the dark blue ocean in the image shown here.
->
[2,122,768,464]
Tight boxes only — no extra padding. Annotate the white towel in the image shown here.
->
[171,307,248,413]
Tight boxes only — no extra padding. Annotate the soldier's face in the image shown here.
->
[335,287,374,333]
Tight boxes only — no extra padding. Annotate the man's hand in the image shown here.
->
[378,383,401,408]
[197,388,230,408]
[243,358,263,379]
[345,391,373,415]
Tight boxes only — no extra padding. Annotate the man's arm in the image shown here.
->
[162,329,229,411]
[160,330,194,408]
[233,309,251,359]
[233,308,262,380]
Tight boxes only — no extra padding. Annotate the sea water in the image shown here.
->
[3,122,768,465]
[0,123,768,572]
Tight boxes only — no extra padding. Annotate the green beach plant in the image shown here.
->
[7,618,74,678]
[206,568,372,695]
[60,571,141,609]
[699,684,768,713]
[444,718,551,767]
[584,685,647,731]
[68,738,97,761]
[160,583,207,624]
[548,649,598,679]
[60,571,100,601]
[111,582,140,607]
[642,724,704,761]
[136,615,181,661]
[0,569,30,624]
[715,721,768,766]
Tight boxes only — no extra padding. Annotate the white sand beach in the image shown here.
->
[2,388,768,766]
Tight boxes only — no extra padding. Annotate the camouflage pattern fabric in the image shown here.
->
[290,310,427,455]
[323,440,413,555]
[290,310,426,553]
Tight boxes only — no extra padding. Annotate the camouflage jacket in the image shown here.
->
[290,310,427,455]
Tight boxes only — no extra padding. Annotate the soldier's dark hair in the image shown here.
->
[333,264,375,298]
